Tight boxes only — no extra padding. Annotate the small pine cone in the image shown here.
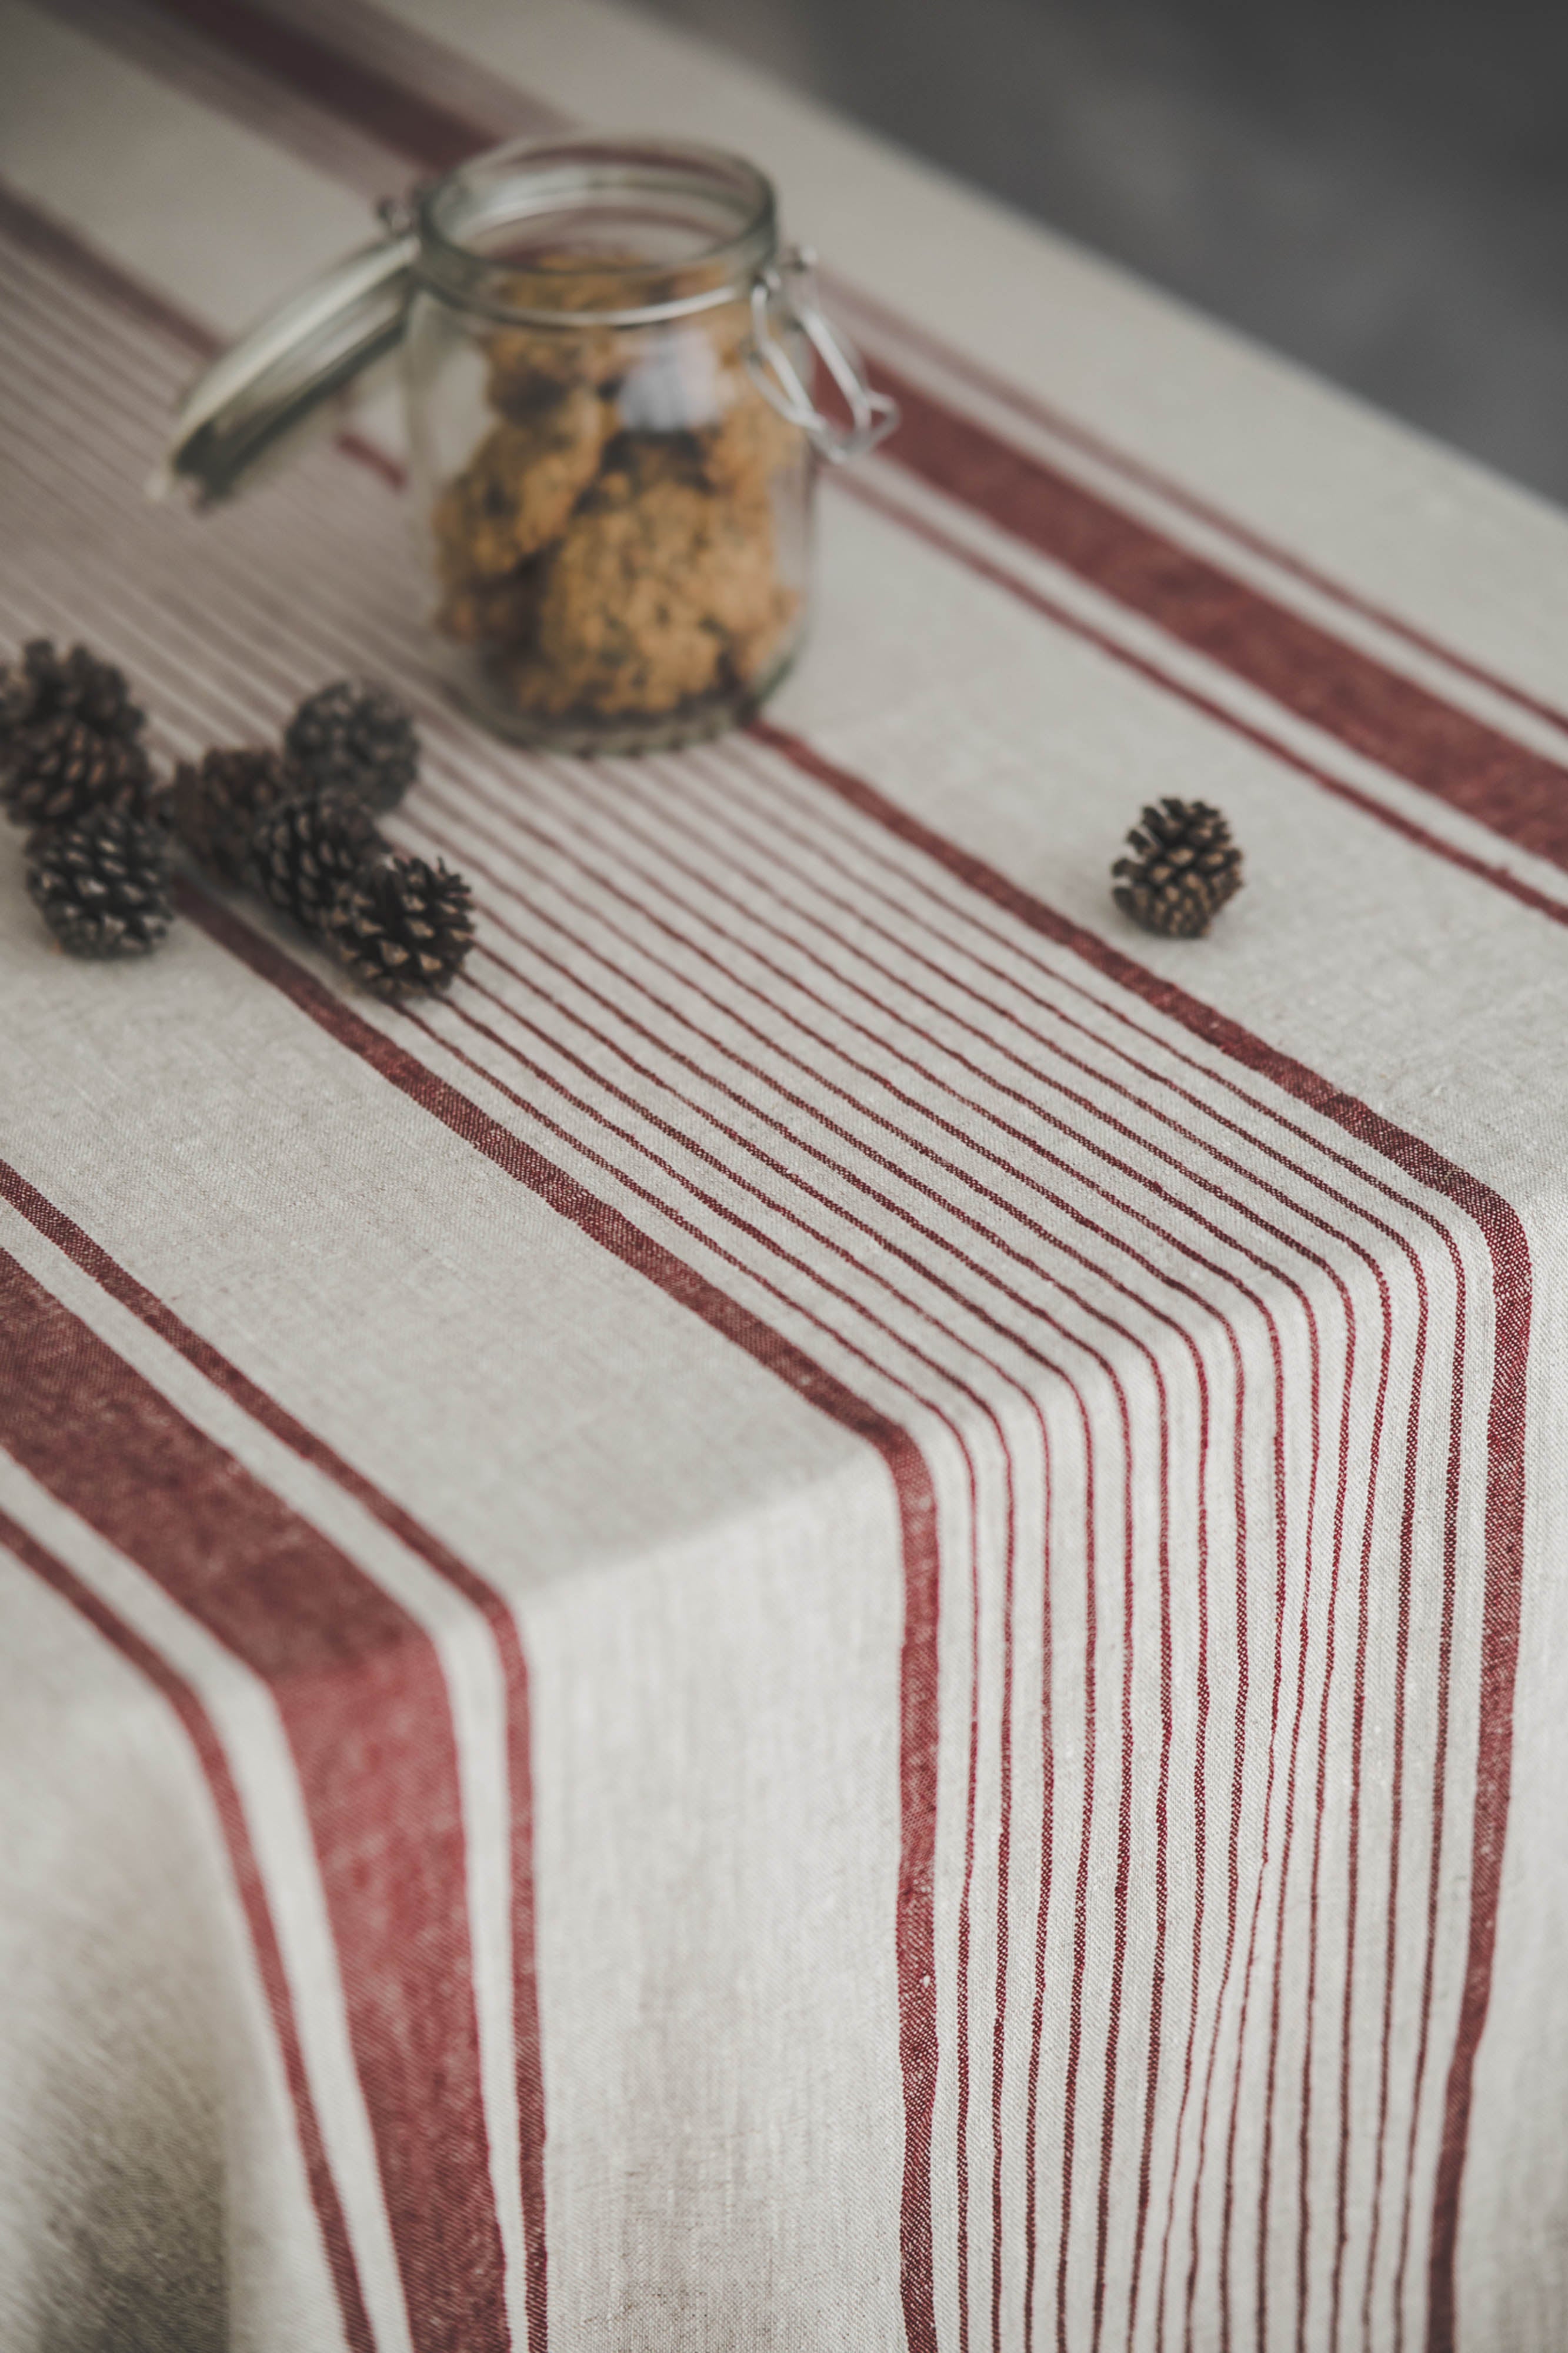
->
[252,789,386,933]
[1112,798,1243,939]
[0,638,146,765]
[26,810,174,959]
[173,745,299,886]
[283,679,419,813]
[328,853,475,998]
[1,715,160,831]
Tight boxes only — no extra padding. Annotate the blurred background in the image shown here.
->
[629,0,1568,505]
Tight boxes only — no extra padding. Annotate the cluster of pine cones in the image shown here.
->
[0,641,475,998]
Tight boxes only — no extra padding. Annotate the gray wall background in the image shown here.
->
[630,0,1568,505]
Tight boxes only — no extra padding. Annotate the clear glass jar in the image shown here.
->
[406,140,813,752]
[161,135,895,756]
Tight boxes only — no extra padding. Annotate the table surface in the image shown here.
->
[2,5,1566,2351]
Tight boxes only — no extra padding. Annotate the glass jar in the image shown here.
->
[161,136,898,756]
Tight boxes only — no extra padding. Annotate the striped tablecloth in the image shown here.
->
[2,5,1564,2349]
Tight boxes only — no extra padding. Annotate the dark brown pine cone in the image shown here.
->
[1112,798,1243,938]
[283,679,419,813]
[172,745,300,886]
[1,715,160,831]
[0,638,146,765]
[327,853,475,998]
[252,789,386,933]
[26,810,174,959]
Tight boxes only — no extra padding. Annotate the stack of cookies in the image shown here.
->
[432,254,808,735]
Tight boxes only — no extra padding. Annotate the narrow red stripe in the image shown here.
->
[408,777,1241,2353]
[675,734,1399,2345]
[0,1156,547,2350]
[0,1504,376,2353]
[0,1250,511,2353]
[713,736,1449,2344]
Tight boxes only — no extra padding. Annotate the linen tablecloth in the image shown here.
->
[2,4,1565,2348]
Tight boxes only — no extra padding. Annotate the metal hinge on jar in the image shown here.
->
[747,249,900,464]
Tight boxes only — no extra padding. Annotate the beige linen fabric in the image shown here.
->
[1,8,1566,2351]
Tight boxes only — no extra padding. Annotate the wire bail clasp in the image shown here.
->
[746,247,899,465]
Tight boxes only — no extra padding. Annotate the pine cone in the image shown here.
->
[26,810,174,959]
[328,853,475,998]
[1,715,160,831]
[173,745,299,886]
[283,679,419,813]
[1112,799,1243,938]
[0,638,146,765]
[252,789,386,933]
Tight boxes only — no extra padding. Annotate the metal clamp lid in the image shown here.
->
[154,221,417,506]
[746,249,900,465]
[156,212,898,504]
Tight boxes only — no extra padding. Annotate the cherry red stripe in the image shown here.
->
[0,1502,377,2353]
[0,1157,549,2352]
[669,752,1400,2342]
[833,272,1568,745]
[707,728,1470,2343]
[0,1249,512,2353]
[835,469,1568,936]
[730,744,1458,2347]
[870,361,1568,869]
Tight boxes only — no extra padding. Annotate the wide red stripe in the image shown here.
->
[0,1249,509,2353]
[134,0,480,172]
[835,273,1568,746]
[0,1158,549,2353]
[836,469,1568,936]
[0,1504,376,2353]
[871,362,1568,869]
